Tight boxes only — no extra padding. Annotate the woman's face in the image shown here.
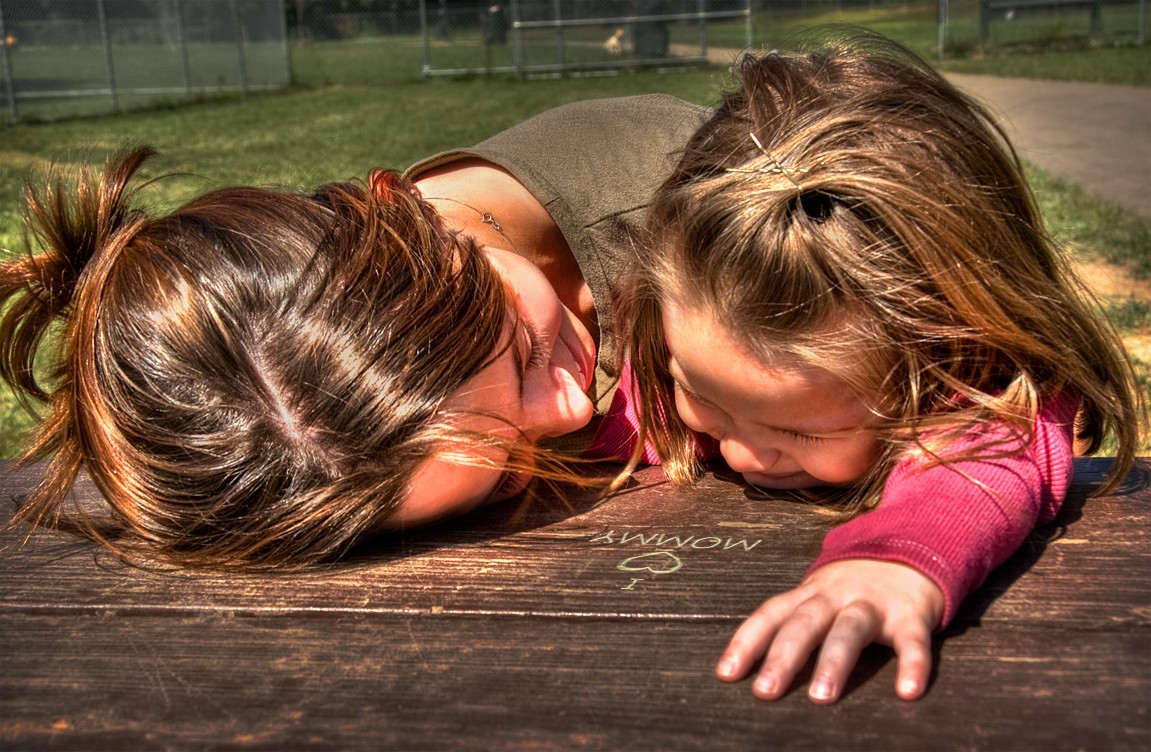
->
[389,247,597,528]
[662,300,882,491]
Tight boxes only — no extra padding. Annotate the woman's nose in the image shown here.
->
[719,435,780,475]
[523,364,594,441]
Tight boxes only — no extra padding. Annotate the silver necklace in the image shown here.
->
[426,196,516,249]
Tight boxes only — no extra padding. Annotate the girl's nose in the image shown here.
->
[523,364,594,441]
[719,435,780,476]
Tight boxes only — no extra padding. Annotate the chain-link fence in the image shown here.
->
[0,0,290,123]
[2,0,1147,123]
[282,0,748,85]
[417,0,752,77]
[937,0,1146,56]
[287,0,1147,83]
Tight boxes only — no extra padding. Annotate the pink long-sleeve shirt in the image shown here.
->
[585,364,1078,627]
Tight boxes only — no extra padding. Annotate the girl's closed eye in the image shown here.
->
[778,429,824,445]
[673,379,713,408]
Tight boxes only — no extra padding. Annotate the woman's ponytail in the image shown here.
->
[0,147,154,403]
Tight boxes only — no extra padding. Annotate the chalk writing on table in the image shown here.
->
[590,529,764,591]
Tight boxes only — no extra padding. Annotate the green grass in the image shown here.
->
[1026,167,1151,275]
[1,35,1148,457]
[938,44,1151,85]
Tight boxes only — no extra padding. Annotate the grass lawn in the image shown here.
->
[0,39,1147,457]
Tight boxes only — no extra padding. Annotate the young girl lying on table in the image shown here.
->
[603,30,1142,704]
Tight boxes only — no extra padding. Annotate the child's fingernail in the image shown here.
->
[717,657,738,677]
[753,672,778,696]
[809,678,834,702]
[899,678,920,698]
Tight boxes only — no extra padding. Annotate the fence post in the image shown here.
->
[937,0,948,58]
[744,0,752,50]
[1088,0,1102,36]
[230,0,249,93]
[552,0,565,67]
[697,0,708,58]
[418,0,431,77]
[173,0,192,96]
[96,0,120,112]
[511,0,523,78]
[0,0,17,124]
[436,0,450,40]
[276,0,291,85]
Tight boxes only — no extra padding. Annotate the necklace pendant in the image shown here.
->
[479,211,502,232]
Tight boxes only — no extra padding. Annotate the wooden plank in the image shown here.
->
[1,457,1148,750]
[1,610,1146,751]
[1,459,1148,628]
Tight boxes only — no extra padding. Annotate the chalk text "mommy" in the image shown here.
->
[591,530,762,551]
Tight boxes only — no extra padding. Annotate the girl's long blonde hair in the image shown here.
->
[627,29,1142,511]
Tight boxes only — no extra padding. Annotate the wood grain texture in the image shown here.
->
[1,457,1148,751]
[2,612,1147,751]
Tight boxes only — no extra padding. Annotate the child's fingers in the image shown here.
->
[750,596,836,700]
[716,593,802,681]
[805,601,881,704]
[891,621,934,700]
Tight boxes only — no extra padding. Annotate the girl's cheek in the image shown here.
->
[812,444,877,486]
[673,393,704,431]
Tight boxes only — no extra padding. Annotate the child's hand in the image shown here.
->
[716,559,945,704]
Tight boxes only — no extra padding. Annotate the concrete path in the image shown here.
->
[945,74,1151,221]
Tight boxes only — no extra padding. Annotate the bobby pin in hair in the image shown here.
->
[726,133,809,190]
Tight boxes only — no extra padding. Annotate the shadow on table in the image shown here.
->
[344,466,626,565]
[945,456,1147,632]
[0,459,624,579]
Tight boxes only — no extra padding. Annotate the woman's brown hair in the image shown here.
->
[0,146,513,567]
[626,29,1143,511]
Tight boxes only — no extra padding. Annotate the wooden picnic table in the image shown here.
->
[1,456,1148,750]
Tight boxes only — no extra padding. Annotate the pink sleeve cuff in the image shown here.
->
[808,394,1078,628]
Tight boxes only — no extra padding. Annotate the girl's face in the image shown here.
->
[390,247,597,528]
[663,300,881,491]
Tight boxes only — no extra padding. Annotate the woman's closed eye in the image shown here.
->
[491,469,517,499]
[512,321,549,398]
[521,321,548,373]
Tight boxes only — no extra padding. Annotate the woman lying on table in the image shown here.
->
[0,29,1138,704]
[0,92,708,557]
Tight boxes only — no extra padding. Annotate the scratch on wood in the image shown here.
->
[404,619,428,668]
